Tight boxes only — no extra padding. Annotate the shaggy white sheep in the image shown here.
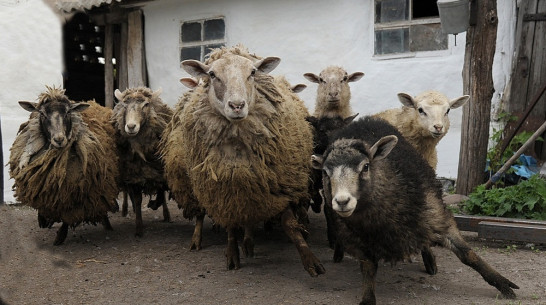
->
[374,90,470,170]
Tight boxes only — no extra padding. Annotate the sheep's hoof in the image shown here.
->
[302,251,325,277]
[333,242,344,263]
[225,245,240,270]
[189,237,202,251]
[53,223,69,246]
[421,248,437,275]
[242,237,254,258]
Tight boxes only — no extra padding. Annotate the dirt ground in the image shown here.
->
[1,201,545,305]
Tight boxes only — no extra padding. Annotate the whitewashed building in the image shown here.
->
[0,0,522,202]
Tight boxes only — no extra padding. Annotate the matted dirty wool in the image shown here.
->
[161,45,313,227]
[112,87,173,194]
[9,89,119,226]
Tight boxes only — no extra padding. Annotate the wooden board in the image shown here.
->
[478,221,546,244]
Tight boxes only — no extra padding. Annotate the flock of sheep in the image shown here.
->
[8,45,518,304]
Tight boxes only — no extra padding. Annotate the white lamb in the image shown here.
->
[374,90,470,170]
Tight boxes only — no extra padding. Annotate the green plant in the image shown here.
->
[463,175,546,220]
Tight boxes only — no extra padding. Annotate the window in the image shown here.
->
[180,17,226,62]
[374,0,447,55]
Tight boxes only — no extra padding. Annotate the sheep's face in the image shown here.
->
[114,89,155,136]
[19,98,89,149]
[182,55,280,121]
[398,91,470,139]
[304,66,364,110]
[311,136,397,218]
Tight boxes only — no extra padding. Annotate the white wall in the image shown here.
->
[0,0,63,202]
[143,0,497,178]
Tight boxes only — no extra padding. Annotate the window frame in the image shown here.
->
[179,16,226,63]
[373,0,449,59]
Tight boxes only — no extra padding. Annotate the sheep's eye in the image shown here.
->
[362,163,369,172]
[445,109,450,115]
[342,76,348,82]
[250,69,256,77]
[319,78,325,83]
[418,108,426,116]
[208,71,216,79]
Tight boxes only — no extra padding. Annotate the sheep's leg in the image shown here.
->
[53,222,69,246]
[150,190,171,222]
[242,225,254,258]
[359,258,378,305]
[421,246,437,275]
[190,213,205,251]
[225,227,240,270]
[333,240,345,263]
[445,223,519,299]
[121,191,129,217]
[38,212,52,228]
[324,204,338,249]
[101,214,114,231]
[128,187,144,237]
[281,207,325,277]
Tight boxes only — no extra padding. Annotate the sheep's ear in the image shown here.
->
[153,87,163,97]
[255,57,280,74]
[449,95,470,109]
[397,93,415,108]
[70,102,90,112]
[369,135,398,161]
[181,60,210,78]
[180,77,199,89]
[347,72,364,83]
[303,73,320,83]
[291,84,307,93]
[344,113,359,125]
[19,101,38,112]
[114,89,124,101]
[311,154,324,170]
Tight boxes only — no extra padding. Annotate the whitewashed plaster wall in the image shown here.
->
[0,0,63,202]
[144,0,516,179]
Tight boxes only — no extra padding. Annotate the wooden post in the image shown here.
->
[118,22,129,91]
[104,23,114,108]
[127,10,145,88]
[456,0,498,195]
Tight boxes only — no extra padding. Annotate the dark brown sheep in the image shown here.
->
[112,87,173,237]
[312,116,518,304]
[9,86,119,245]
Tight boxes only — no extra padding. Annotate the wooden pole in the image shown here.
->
[104,23,114,108]
[0,115,4,204]
[127,10,145,88]
[456,0,498,195]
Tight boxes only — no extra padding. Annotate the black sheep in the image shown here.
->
[312,116,518,305]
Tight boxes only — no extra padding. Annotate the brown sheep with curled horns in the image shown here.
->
[9,86,119,245]
[160,45,324,276]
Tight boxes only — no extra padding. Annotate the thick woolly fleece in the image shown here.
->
[9,88,119,226]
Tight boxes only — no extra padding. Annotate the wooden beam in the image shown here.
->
[0,115,3,204]
[456,0,498,195]
[104,23,114,108]
[118,22,129,91]
[478,221,546,244]
[454,214,546,232]
[127,10,145,88]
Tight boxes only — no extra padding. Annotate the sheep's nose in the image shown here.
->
[228,101,245,113]
[126,123,136,131]
[334,196,350,207]
[434,124,443,132]
[53,135,65,145]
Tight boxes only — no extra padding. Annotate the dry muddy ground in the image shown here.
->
[1,202,545,305]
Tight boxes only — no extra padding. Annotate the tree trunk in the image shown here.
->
[456,0,498,195]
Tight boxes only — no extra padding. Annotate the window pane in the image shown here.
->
[375,28,409,54]
[204,19,225,40]
[413,0,439,19]
[181,22,201,42]
[410,24,447,52]
[375,0,408,23]
[181,46,201,61]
